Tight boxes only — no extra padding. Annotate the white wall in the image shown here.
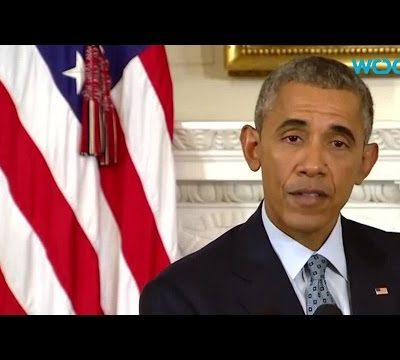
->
[166,45,400,122]
[166,46,400,257]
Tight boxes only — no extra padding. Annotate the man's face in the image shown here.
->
[241,82,378,244]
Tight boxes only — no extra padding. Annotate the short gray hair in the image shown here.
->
[254,56,374,142]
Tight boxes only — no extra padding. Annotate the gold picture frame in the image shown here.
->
[225,45,400,76]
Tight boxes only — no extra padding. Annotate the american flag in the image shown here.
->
[0,45,179,314]
[375,287,389,295]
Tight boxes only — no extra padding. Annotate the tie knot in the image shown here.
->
[306,254,329,280]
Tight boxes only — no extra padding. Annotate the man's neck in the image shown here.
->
[263,207,339,251]
[286,229,334,251]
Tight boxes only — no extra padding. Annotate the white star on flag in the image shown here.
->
[62,51,85,95]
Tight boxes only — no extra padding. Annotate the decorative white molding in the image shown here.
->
[178,207,252,255]
[177,181,400,204]
[174,123,400,152]
[370,129,400,150]
[351,182,400,203]
[177,182,262,203]
[174,129,241,151]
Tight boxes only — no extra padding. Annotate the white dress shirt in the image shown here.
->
[261,204,351,315]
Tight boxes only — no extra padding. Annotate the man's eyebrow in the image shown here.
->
[276,119,307,132]
[329,124,356,143]
[275,119,357,143]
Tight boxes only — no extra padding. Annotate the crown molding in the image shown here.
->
[177,181,400,204]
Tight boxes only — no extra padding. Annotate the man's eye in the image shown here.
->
[332,140,348,148]
[285,135,301,143]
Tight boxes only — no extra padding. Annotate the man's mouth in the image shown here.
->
[288,189,328,197]
[287,188,329,206]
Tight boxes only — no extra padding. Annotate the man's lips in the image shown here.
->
[287,188,330,197]
[288,189,328,197]
[287,188,330,207]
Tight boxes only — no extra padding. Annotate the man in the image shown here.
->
[139,56,400,315]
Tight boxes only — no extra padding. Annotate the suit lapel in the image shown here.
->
[230,204,304,315]
[342,217,398,314]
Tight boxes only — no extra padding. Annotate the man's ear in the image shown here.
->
[240,125,261,172]
[355,143,379,185]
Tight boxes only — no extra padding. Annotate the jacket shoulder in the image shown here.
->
[342,216,400,251]
[139,221,248,314]
[343,216,400,237]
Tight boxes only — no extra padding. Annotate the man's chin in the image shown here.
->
[282,213,335,234]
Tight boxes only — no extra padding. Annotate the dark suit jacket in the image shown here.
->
[139,203,400,314]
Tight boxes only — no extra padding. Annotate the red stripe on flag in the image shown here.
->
[99,118,170,291]
[0,82,103,315]
[0,267,26,314]
[139,46,174,140]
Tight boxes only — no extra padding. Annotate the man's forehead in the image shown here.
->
[274,82,361,102]
[268,83,363,118]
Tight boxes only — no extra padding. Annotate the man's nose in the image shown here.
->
[297,142,327,177]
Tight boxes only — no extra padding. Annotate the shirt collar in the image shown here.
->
[261,203,348,281]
